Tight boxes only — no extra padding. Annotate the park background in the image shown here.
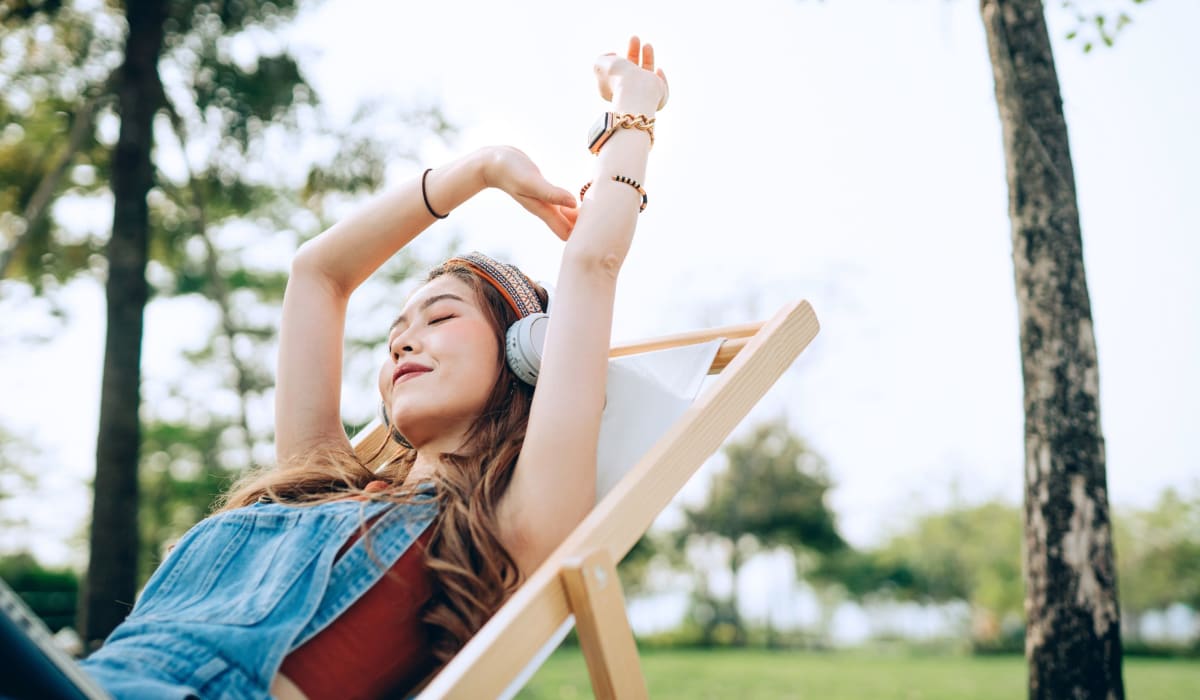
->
[1,0,1197,697]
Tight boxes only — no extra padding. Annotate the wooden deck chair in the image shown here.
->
[350,300,820,699]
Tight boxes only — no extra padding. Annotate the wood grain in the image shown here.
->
[560,549,648,700]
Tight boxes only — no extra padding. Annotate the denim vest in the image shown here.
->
[80,487,438,700]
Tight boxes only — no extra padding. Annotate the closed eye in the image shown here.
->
[429,315,455,325]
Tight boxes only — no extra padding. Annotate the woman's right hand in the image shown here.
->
[480,146,579,241]
[594,36,669,113]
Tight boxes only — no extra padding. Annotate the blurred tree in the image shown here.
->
[682,418,844,646]
[0,425,39,541]
[85,0,168,651]
[1,0,449,646]
[616,532,661,597]
[884,502,1024,621]
[818,501,1025,647]
[979,0,1126,696]
[1114,488,1200,639]
[812,546,920,602]
[135,420,228,582]
[0,552,79,633]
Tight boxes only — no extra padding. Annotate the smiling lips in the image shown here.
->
[393,362,432,384]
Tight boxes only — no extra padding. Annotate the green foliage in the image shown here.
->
[674,419,844,646]
[617,532,659,595]
[685,418,844,555]
[813,547,923,598]
[0,1,66,24]
[0,2,118,288]
[0,551,78,632]
[1115,487,1200,613]
[0,426,36,498]
[816,500,1025,632]
[0,425,39,538]
[137,420,239,582]
[1,0,448,293]
[1,0,454,584]
[1059,0,1149,52]
[814,488,1200,649]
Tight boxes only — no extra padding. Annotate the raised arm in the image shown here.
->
[274,151,576,464]
[501,37,669,571]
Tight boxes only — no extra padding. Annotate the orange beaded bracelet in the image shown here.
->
[579,175,648,213]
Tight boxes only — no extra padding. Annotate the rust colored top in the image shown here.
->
[279,481,438,699]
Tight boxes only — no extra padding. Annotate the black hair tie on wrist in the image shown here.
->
[422,168,449,219]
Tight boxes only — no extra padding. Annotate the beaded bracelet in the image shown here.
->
[579,175,648,213]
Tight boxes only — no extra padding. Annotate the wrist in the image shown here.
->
[471,147,500,191]
[611,87,659,116]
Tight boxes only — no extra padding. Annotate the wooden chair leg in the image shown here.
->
[560,549,648,700]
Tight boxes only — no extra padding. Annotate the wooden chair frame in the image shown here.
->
[350,300,820,699]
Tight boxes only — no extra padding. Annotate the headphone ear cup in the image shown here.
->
[505,313,549,385]
[379,399,413,449]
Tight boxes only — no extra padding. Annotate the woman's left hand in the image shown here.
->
[481,146,579,241]
[594,36,669,113]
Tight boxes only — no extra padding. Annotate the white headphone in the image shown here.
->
[505,283,552,385]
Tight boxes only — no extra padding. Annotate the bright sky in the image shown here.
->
[1,0,1197,567]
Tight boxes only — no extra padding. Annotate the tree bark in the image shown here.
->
[979,1,1124,698]
[729,546,746,647]
[79,0,166,648]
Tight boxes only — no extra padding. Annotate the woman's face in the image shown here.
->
[378,274,502,448]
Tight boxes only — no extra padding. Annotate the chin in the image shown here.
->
[388,405,472,447]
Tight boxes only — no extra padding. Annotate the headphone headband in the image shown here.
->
[445,252,544,318]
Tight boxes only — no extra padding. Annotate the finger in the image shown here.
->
[542,207,572,241]
[657,68,670,109]
[522,198,571,240]
[642,43,654,72]
[627,36,640,64]
[525,185,576,208]
[560,206,580,237]
[561,205,580,228]
[549,204,579,239]
[546,186,577,208]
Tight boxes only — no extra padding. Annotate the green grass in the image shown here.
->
[516,648,1199,699]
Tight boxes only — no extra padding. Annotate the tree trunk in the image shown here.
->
[730,546,746,647]
[979,1,1124,698]
[79,0,166,648]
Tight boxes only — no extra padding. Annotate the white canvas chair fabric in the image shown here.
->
[595,339,722,501]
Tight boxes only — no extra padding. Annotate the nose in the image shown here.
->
[390,328,421,358]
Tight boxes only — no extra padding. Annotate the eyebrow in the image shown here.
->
[390,293,466,331]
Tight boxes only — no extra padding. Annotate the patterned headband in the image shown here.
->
[444,251,544,318]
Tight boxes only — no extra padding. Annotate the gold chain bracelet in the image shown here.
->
[614,113,655,148]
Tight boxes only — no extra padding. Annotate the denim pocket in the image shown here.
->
[133,507,335,626]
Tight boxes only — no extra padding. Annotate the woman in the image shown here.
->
[78,37,668,699]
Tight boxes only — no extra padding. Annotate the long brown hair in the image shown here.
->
[217,258,547,664]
